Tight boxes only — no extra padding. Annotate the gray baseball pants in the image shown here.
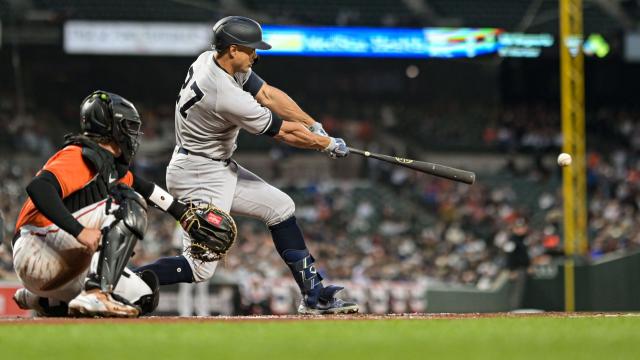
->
[166,147,295,282]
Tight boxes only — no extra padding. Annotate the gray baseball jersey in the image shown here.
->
[174,50,276,159]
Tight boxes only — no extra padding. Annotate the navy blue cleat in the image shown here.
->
[297,285,359,315]
[283,249,359,315]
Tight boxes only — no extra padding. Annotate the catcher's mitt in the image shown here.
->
[180,203,237,262]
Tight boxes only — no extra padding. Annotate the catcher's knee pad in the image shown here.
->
[89,185,148,292]
[110,185,148,239]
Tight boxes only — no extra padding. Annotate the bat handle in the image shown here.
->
[348,147,368,156]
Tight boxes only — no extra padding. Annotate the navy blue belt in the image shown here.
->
[178,147,230,164]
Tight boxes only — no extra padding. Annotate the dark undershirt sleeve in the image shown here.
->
[26,170,84,237]
[132,173,186,220]
[263,112,283,137]
[167,200,187,221]
[132,173,154,198]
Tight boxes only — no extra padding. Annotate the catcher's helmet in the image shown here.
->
[212,16,271,51]
[79,90,142,164]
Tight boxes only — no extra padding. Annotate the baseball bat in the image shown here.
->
[348,147,476,185]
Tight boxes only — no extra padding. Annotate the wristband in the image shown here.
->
[148,185,174,211]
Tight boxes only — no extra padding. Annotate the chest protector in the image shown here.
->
[61,134,130,213]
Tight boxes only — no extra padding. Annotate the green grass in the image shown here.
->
[1,316,639,359]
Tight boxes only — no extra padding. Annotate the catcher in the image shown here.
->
[12,90,235,317]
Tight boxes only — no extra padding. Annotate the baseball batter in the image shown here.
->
[136,16,358,314]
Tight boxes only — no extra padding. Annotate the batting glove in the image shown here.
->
[323,137,349,158]
[309,122,329,136]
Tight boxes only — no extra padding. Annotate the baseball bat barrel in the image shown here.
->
[348,147,476,185]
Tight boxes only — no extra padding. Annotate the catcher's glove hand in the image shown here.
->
[180,203,237,262]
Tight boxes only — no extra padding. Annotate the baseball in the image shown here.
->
[557,153,572,167]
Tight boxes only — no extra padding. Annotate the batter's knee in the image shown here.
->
[188,257,218,283]
[264,192,295,227]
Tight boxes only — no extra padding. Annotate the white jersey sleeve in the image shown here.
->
[216,85,274,135]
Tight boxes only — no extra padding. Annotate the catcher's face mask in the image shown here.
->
[111,98,142,164]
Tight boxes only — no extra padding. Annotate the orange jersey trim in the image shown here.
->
[15,145,133,231]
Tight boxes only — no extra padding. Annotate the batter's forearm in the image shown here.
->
[257,85,315,126]
[274,121,330,150]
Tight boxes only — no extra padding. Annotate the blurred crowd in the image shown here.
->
[2,101,640,312]
[4,147,640,284]
[5,92,640,156]
[482,103,562,153]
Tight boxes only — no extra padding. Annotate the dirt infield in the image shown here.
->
[1,312,638,325]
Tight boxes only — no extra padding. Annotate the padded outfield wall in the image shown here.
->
[427,251,640,312]
[523,251,640,311]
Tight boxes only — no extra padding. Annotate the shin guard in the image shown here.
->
[87,186,148,292]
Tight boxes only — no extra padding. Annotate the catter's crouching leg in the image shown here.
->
[14,268,159,317]
[68,187,148,318]
[12,227,94,317]
[12,288,69,317]
[269,216,359,315]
